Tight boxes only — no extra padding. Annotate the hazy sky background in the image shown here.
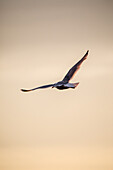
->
[0,0,113,169]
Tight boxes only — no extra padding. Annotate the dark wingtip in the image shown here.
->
[83,50,89,60]
[21,89,31,92]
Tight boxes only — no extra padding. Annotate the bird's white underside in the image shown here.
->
[57,83,79,88]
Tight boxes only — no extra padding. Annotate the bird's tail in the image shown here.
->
[72,82,79,88]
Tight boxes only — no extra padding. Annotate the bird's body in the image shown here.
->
[21,50,89,92]
[53,82,79,90]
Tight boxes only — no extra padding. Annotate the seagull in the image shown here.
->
[21,50,89,92]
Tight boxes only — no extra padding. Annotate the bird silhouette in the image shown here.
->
[21,50,89,92]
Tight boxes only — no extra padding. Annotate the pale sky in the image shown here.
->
[0,0,113,169]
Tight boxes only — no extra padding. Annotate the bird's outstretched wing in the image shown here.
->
[21,84,54,92]
[62,50,89,83]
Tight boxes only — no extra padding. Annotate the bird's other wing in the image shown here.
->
[21,84,54,92]
[62,50,89,83]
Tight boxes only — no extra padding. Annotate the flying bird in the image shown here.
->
[21,50,89,92]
